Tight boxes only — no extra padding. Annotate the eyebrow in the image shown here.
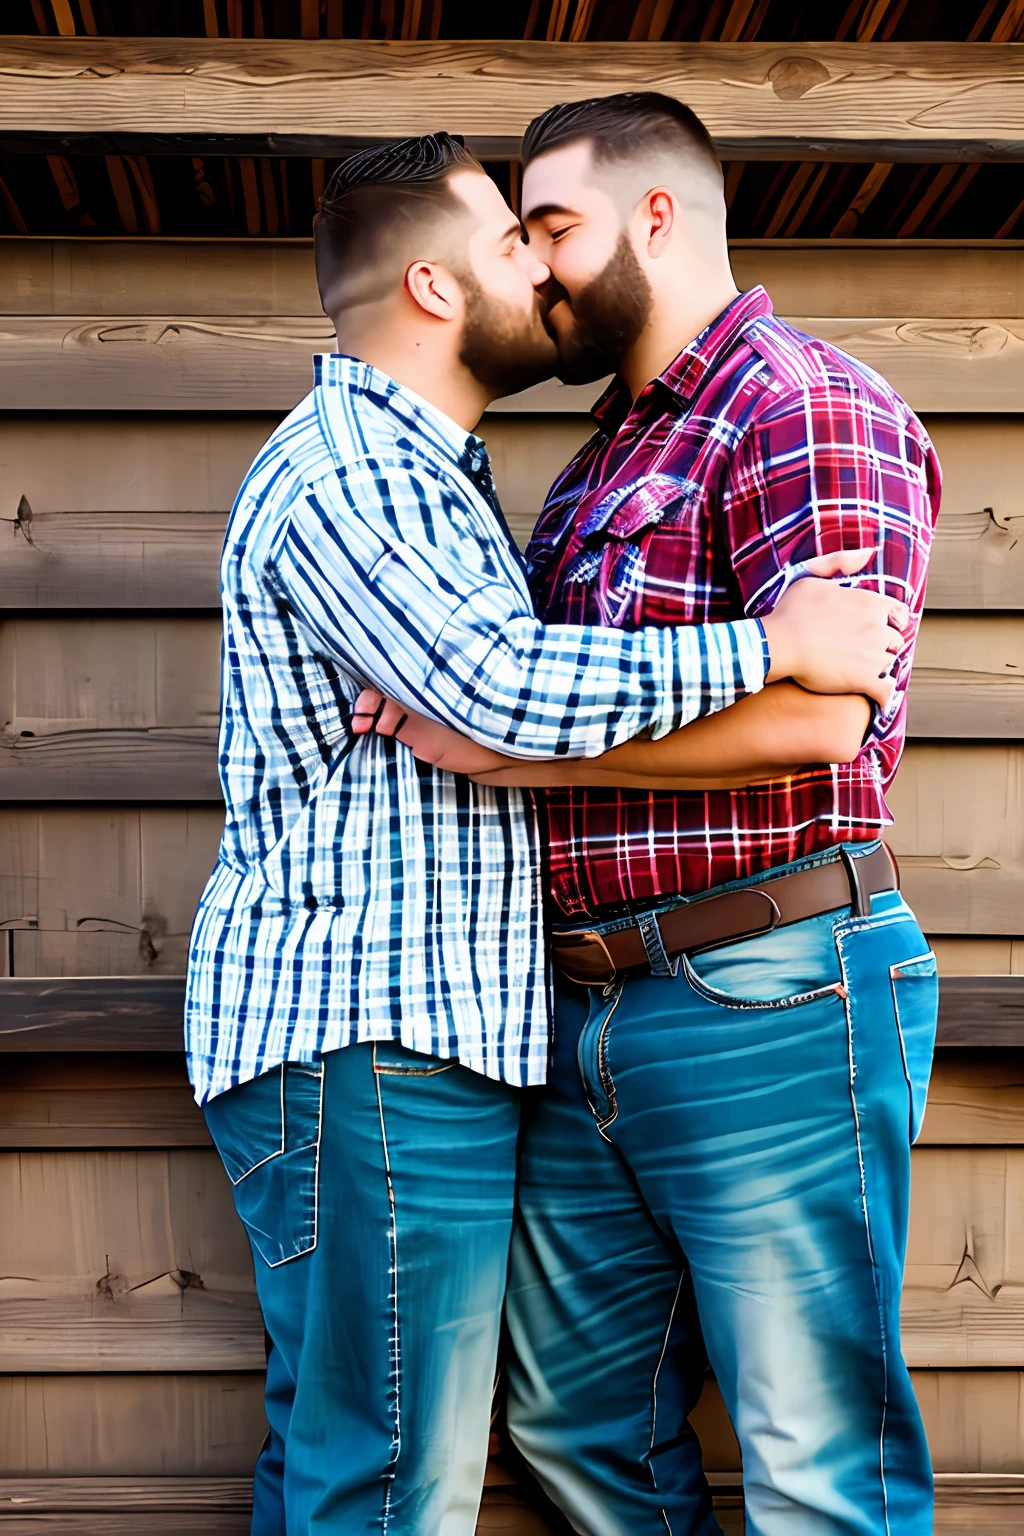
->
[523,201,579,223]
[500,218,525,243]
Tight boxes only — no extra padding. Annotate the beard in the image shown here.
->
[548,232,654,386]
[457,272,559,397]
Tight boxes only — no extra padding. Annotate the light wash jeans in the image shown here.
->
[205,1041,520,1535]
[507,843,938,1536]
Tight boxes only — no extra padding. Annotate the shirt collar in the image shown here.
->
[313,353,486,472]
[592,285,774,432]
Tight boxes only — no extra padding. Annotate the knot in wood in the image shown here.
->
[767,57,831,101]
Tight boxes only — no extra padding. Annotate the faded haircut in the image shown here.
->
[522,91,721,183]
[314,131,483,319]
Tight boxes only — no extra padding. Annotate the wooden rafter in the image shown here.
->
[1,39,1024,161]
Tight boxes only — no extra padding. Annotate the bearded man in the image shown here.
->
[357,97,940,1536]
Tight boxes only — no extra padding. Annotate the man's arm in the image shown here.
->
[267,460,903,764]
[352,682,870,787]
[264,458,766,763]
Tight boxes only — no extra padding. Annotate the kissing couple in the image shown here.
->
[187,90,941,1536]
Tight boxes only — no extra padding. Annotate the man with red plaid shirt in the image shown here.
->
[360,94,940,1535]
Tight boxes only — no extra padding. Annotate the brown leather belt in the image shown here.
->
[551,844,899,987]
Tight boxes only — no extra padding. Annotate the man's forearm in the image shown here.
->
[468,684,871,789]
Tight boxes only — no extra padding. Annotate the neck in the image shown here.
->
[333,325,491,433]
[618,266,740,401]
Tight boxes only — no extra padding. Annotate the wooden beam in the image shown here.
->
[1,40,1024,162]
[1,975,1021,1053]
[0,1480,566,1535]
[0,1373,268,1476]
[0,727,221,800]
[0,978,187,1051]
[0,1056,210,1148]
[2,505,1021,613]
[1,313,1022,413]
[2,1479,1014,1536]
[1,511,228,609]
[0,675,1016,800]
[13,1048,1005,1147]
[918,1052,1024,1146]
[907,670,1024,739]
[6,239,1024,321]
[930,976,1024,1047]
[7,236,1024,322]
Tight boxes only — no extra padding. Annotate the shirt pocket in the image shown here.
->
[204,1063,323,1268]
[569,475,708,625]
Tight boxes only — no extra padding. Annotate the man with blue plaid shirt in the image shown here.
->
[186,134,904,1536]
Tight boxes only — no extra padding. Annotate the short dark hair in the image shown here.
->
[522,92,720,178]
[314,131,482,318]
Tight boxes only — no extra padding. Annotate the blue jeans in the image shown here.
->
[506,845,938,1536]
[204,1041,520,1535]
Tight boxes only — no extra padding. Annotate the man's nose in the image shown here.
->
[525,251,551,287]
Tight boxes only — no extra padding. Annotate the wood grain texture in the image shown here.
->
[919,1053,1024,1146]
[908,616,1024,736]
[0,1056,209,1147]
[0,728,220,800]
[903,1148,1024,1368]
[0,980,188,1051]
[1,40,1024,161]
[7,510,1024,623]
[0,1480,565,1535]
[1,512,228,609]
[888,745,1024,935]
[1,413,1021,609]
[0,1374,267,1476]
[1,976,1021,1052]
[0,615,1016,804]
[3,313,1024,412]
[4,239,1024,321]
[4,1480,1019,1536]
[0,806,223,980]
[0,1146,260,1372]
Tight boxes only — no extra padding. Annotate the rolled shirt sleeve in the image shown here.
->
[264,455,768,760]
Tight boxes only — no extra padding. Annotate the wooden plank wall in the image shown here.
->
[1,236,1023,1532]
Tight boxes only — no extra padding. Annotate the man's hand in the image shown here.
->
[761,548,909,708]
[351,692,509,774]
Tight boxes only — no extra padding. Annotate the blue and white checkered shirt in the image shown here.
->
[185,355,768,1104]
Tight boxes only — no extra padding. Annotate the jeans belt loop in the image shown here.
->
[636,910,681,978]
[839,843,872,919]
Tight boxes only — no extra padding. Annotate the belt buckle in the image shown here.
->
[555,929,618,987]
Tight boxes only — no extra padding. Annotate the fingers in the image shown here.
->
[351,688,384,734]
[373,699,409,737]
[350,690,407,738]
[864,672,896,710]
[802,546,876,579]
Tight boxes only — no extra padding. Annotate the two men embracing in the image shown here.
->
[186,91,940,1536]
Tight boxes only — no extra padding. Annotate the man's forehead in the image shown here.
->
[450,168,515,228]
[522,140,598,219]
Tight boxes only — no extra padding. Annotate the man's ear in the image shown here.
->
[405,260,463,322]
[643,187,676,257]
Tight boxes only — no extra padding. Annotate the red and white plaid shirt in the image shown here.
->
[526,286,941,919]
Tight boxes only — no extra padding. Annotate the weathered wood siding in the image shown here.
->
[1,236,1022,1530]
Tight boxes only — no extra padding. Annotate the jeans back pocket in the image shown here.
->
[890,953,939,1144]
[204,1062,323,1268]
